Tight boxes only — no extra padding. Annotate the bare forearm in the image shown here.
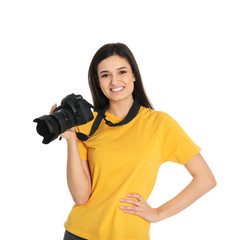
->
[66,138,91,205]
[157,176,216,221]
[119,154,216,223]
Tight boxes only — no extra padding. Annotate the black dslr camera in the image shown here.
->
[33,94,94,144]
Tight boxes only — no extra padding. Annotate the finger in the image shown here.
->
[120,198,141,207]
[50,104,57,114]
[122,209,140,215]
[119,205,140,212]
[126,193,144,202]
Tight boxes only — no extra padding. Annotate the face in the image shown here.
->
[97,55,135,105]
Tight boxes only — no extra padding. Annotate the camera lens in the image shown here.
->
[33,115,60,144]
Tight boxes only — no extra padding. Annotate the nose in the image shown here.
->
[110,73,120,86]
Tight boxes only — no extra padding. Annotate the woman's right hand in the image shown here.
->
[50,104,77,142]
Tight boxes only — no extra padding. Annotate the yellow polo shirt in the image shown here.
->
[64,106,201,240]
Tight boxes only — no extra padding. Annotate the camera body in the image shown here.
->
[33,94,94,144]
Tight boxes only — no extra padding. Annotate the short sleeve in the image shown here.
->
[75,125,88,161]
[159,113,201,165]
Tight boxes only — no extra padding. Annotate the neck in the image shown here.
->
[108,97,134,118]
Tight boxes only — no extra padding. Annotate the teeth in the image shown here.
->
[111,87,124,92]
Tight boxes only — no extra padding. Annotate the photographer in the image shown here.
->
[53,43,216,240]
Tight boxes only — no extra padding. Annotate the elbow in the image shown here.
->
[71,185,92,206]
[194,174,217,193]
[74,195,90,206]
[207,170,217,189]
[210,177,217,189]
[73,190,91,206]
[75,200,87,206]
[204,175,217,192]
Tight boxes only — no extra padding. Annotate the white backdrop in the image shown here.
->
[1,1,251,239]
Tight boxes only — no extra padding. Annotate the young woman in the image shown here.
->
[51,43,216,240]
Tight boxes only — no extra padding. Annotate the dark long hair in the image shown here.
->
[88,43,153,110]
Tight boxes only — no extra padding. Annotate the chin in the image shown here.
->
[108,95,133,103]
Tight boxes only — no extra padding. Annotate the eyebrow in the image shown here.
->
[99,66,128,75]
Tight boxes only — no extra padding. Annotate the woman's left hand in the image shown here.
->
[119,193,160,223]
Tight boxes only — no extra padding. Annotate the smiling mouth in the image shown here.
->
[111,87,124,92]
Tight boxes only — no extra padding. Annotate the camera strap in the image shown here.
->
[76,99,140,141]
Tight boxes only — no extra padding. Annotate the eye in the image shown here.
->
[119,70,127,75]
[101,73,109,78]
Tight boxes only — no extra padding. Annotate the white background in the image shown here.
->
[0,0,251,239]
